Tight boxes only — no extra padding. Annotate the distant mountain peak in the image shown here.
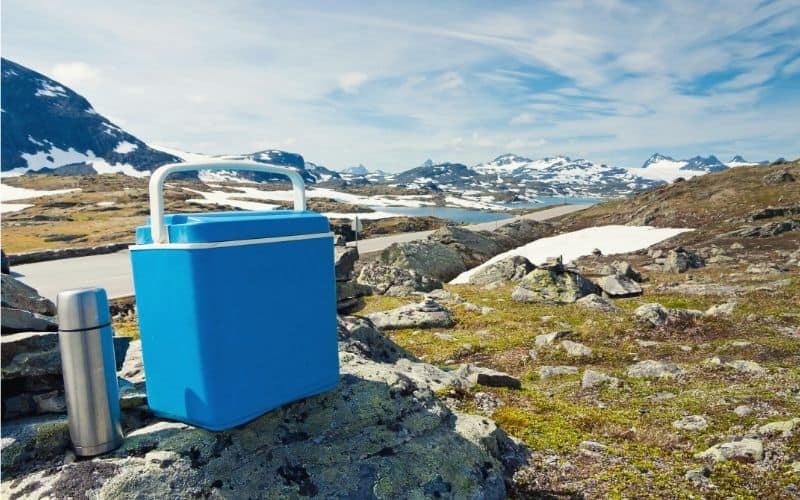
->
[730,155,746,163]
[641,153,676,168]
[341,164,369,175]
[682,155,726,172]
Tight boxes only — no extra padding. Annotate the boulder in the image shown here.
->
[734,220,800,238]
[1,320,529,499]
[489,220,550,252]
[337,316,414,363]
[598,275,642,298]
[1,275,56,316]
[468,255,535,287]
[757,418,800,438]
[334,246,359,281]
[705,356,766,374]
[704,302,736,317]
[610,261,643,282]
[560,340,592,358]
[358,262,442,296]
[534,330,571,346]
[336,280,372,314]
[511,266,597,304]
[581,369,621,389]
[1,250,9,274]
[634,303,703,327]
[380,240,466,282]
[453,364,522,390]
[695,438,763,463]
[367,298,455,330]
[626,360,685,379]
[428,226,500,268]
[575,294,619,313]
[662,247,704,273]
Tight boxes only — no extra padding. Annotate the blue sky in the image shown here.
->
[3,0,799,171]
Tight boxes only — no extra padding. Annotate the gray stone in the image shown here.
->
[576,293,619,312]
[662,247,704,273]
[762,170,795,185]
[672,415,708,431]
[468,255,535,287]
[336,280,373,302]
[684,466,713,487]
[511,267,598,304]
[1,275,56,316]
[426,289,465,304]
[560,340,592,358]
[380,240,467,282]
[535,330,571,346]
[358,262,443,296]
[757,418,800,438]
[734,405,753,417]
[598,275,642,298]
[32,391,66,414]
[626,360,685,379]
[1,307,57,334]
[367,298,455,330]
[695,438,763,463]
[428,226,500,268]
[0,415,70,475]
[578,440,607,452]
[635,303,703,327]
[538,366,578,379]
[581,369,621,389]
[705,356,766,374]
[334,246,359,281]
[454,364,522,390]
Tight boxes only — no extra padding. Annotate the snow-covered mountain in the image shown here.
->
[1,58,180,176]
[633,152,772,182]
[385,155,663,198]
[341,164,369,176]
[726,155,769,168]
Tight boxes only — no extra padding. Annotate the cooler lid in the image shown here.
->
[135,210,330,244]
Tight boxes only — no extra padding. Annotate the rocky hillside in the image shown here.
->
[1,58,180,176]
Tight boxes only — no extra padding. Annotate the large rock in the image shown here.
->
[2,322,529,499]
[598,275,642,298]
[511,266,597,304]
[358,262,442,296]
[626,360,685,379]
[1,275,56,316]
[489,220,550,252]
[380,240,467,282]
[468,255,535,287]
[662,247,704,273]
[576,294,619,312]
[428,226,500,268]
[634,303,703,327]
[695,438,763,463]
[367,298,455,330]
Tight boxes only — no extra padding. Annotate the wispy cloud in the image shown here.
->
[2,0,798,170]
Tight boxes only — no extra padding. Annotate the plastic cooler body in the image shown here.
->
[130,210,338,431]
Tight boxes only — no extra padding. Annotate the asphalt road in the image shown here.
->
[14,204,587,301]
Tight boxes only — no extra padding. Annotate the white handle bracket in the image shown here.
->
[148,160,307,244]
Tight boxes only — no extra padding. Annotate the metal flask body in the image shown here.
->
[57,288,124,456]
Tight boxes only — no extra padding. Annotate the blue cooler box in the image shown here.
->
[129,161,339,431]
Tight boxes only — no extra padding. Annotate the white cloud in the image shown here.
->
[435,71,464,91]
[510,112,536,125]
[783,58,800,76]
[337,72,368,93]
[50,62,99,87]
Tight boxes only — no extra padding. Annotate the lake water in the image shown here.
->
[369,196,602,224]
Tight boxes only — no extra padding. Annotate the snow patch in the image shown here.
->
[1,183,80,202]
[18,146,149,177]
[113,141,138,154]
[35,81,67,98]
[451,225,692,284]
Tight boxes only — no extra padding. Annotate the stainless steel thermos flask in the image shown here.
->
[57,287,123,456]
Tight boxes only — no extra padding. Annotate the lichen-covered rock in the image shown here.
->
[428,226,500,268]
[634,303,703,327]
[453,364,522,390]
[538,366,578,379]
[468,255,535,287]
[704,302,736,317]
[581,369,621,389]
[705,356,767,374]
[757,418,800,438]
[695,438,763,463]
[358,262,442,296]
[2,335,528,499]
[0,415,70,475]
[488,220,550,252]
[380,240,467,282]
[334,245,359,281]
[511,267,597,304]
[367,298,455,330]
[626,360,685,379]
[672,415,708,431]
[1,307,58,334]
[560,340,592,358]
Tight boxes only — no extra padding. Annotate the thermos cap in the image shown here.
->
[57,287,111,331]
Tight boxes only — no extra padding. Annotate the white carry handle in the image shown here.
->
[149,160,307,244]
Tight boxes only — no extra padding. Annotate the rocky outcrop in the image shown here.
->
[358,262,442,296]
[2,317,529,499]
[428,226,500,268]
[511,260,597,304]
[487,219,551,252]
[762,170,795,185]
[733,220,800,238]
[468,255,535,287]
[380,240,467,282]
[634,303,703,327]
[7,242,132,265]
[367,298,455,330]
[1,331,130,420]
[575,294,619,312]
[695,438,763,463]
[1,275,57,334]
[626,360,686,379]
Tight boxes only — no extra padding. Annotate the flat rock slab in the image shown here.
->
[598,275,642,298]
[627,360,686,379]
[367,299,455,330]
[695,438,763,463]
